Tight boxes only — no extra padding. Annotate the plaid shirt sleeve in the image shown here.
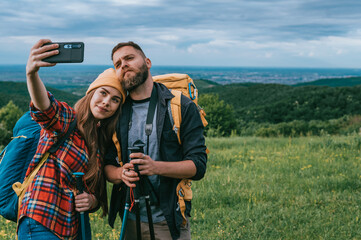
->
[30,91,76,136]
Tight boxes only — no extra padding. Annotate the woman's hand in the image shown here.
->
[26,39,58,76]
[26,39,58,110]
[75,192,97,212]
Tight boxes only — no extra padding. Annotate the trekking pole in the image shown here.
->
[119,140,144,240]
[127,140,155,240]
[133,164,142,240]
[73,172,86,240]
[143,177,155,240]
[128,141,144,240]
[119,187,131,240]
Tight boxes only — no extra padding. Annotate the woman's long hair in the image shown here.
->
[74,90,122,216]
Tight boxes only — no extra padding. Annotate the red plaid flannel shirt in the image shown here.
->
[19,92,89,239]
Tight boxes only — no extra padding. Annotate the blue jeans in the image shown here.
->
[18,217,61,240]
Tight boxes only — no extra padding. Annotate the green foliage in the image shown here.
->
[0,101,23,131]
[201,82,361,124]
[254,120,339,137]
[193,78,220,91]
[295,76,361,87]
[198,93,237,137]
[3,78,361,138]
[197,80,361,136]
[237,115,361,137]
[0,101,24,146]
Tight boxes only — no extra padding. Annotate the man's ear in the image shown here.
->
[145,58,152,69]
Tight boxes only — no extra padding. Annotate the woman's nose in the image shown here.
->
[102,97,110,106]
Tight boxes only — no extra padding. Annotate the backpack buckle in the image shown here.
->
[178,188,184,197]
[188,82,196,100]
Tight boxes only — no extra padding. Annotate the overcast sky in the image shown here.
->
[1,0,361,68]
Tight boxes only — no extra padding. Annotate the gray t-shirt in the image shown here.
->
[128,99,165,223]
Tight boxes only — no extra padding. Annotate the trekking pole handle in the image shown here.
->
[129,140,145,181]
[73,172,86,240]
[73,172,84,194]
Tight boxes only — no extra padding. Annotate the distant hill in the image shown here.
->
[193,79,220,91]
[2,77,361,125]
[0,79,216,112]
[0,81,81,112]
[294,76,361,87]
[198,81,361,124]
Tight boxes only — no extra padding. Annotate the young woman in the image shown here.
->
[18,39,126,239]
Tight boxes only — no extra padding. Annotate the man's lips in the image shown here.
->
[123,69,134,76]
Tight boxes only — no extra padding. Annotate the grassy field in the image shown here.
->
[1,135,361,239]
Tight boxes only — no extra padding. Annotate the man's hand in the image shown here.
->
[105,153,197,187]
[129,152,158,176]
[129,152,197,179]
[121,162,140,188]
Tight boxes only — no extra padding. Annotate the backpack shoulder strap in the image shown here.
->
[169,90,193,226]
[13,116,77,223]
[112,132,122,167]
[169,90,182,144]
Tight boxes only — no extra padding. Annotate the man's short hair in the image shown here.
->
[111,41,146,60]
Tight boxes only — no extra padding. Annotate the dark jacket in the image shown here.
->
[105,82,207,239]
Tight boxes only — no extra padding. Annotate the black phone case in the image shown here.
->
[43,42,84,63]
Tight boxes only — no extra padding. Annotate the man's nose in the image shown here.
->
[121,60,129,70]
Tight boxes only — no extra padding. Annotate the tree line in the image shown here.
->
[2,78,361,149]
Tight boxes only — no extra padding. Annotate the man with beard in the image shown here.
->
[104,41,207,240]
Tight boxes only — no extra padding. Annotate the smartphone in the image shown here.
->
[43,42,84,63]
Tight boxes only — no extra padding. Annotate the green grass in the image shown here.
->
[2,136,361,239]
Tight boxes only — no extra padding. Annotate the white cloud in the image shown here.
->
[1,0,361,67]
[61,3,98,16]
[157,35,179,41]
[101,0,162,6]
[265,52,273,58]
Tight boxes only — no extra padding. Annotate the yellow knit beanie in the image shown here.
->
[86,68,126,103]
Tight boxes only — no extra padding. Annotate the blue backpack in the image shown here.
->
[0,111,91,239]
[0,111,41,222]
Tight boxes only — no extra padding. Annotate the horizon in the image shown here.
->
[2,65,361,86]
[1,1,361,68]
[1,64,361,71]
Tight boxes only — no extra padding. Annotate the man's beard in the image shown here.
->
[121,62,148,92]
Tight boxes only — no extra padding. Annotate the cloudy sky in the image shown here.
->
[1,0,361,68]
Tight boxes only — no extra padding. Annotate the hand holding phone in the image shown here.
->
[43,42,84,63]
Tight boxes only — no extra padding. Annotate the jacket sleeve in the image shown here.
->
[180,96,207,180]
[104,142,121,167]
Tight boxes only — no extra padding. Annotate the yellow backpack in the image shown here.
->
[112,73,208,226]
[153,73,208,226]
